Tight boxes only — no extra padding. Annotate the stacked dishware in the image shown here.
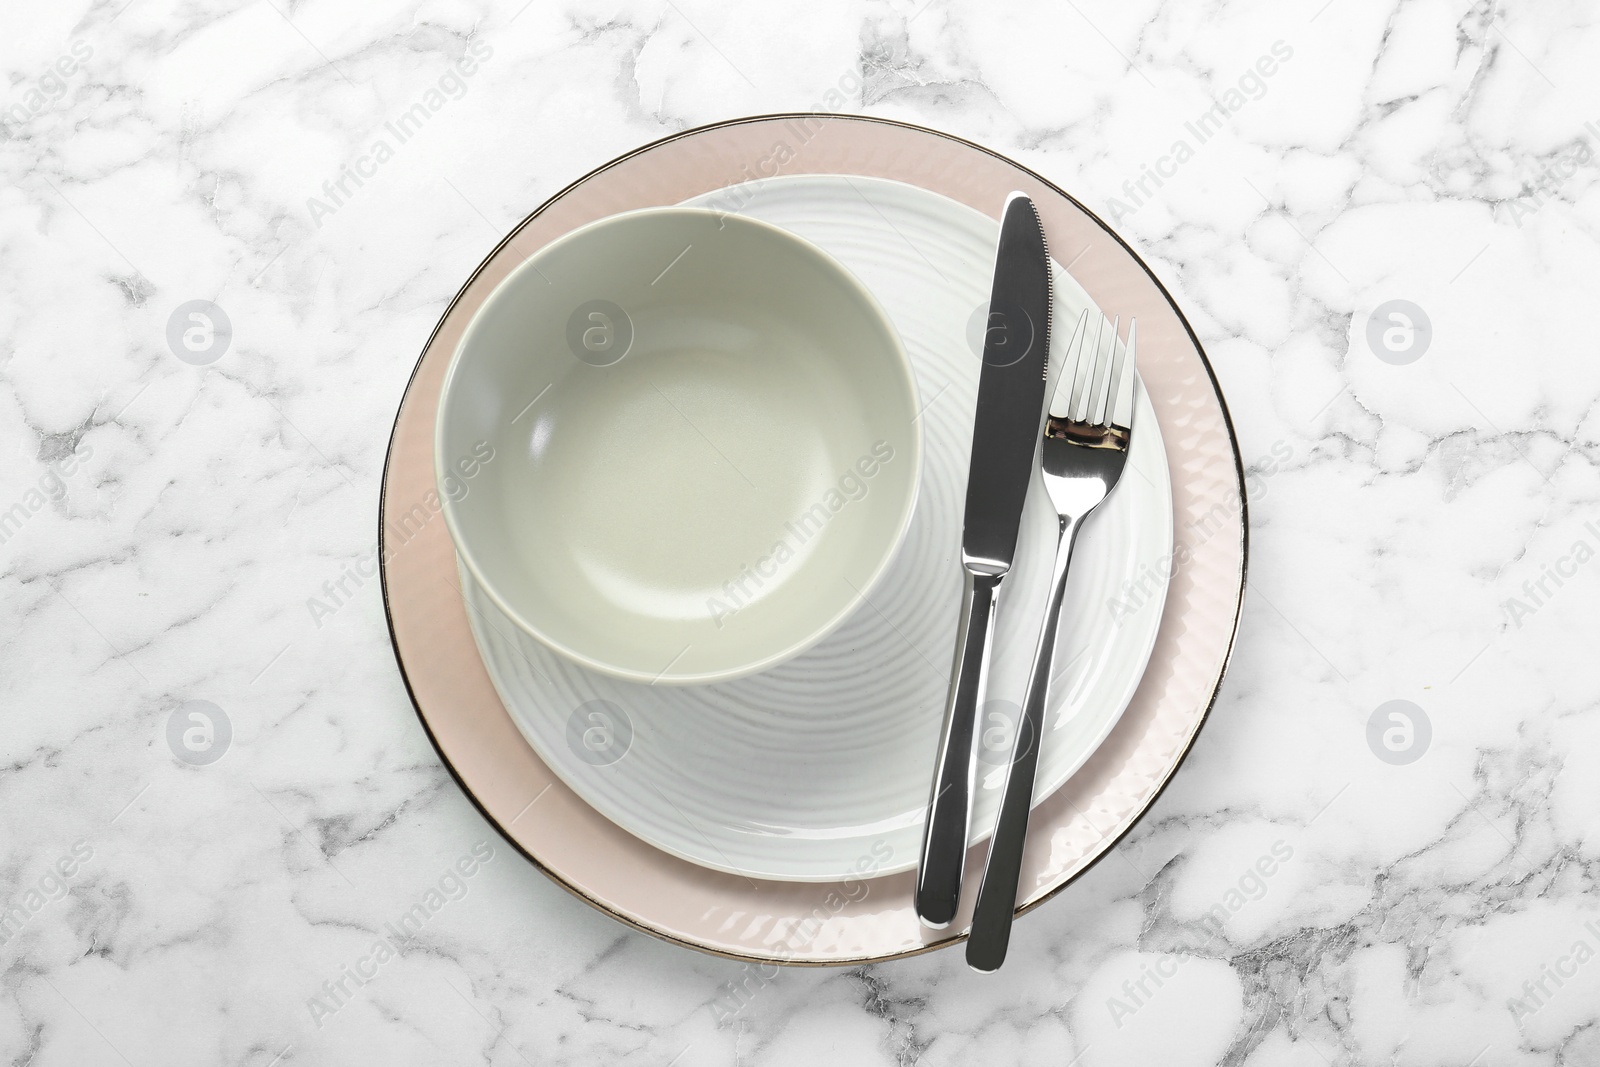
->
[380,115,1247,968]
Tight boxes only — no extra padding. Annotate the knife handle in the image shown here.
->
[916,566,1003,929]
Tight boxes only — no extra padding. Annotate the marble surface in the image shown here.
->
[2,0,1596,1064]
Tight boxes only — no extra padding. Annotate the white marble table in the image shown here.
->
[3,0,1595,1063]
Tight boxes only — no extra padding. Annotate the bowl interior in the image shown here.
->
[437,208,920,684]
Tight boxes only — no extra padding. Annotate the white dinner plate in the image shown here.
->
[457,174,1173,882]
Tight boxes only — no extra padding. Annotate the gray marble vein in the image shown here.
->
[3,0,1597,1063]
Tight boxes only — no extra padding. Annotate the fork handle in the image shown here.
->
[915,566,1003,928]
[966,516,1081,971]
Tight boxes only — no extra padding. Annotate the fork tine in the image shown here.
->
[1086,316,1119,426]
[1092,318,1122,427]
[1067,313,1100,422]
[1067,314,1105,422]
[1110,318,1137,430]
[1047,311,1090,419]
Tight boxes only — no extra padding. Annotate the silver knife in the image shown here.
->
[915,192,1052,929]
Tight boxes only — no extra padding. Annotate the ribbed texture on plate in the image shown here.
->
[462,175,1172,881]
[380,115,1244,963]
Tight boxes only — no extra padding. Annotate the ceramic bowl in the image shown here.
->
[436,207,921,685]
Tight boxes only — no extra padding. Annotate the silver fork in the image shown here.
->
[965,310,1138,973]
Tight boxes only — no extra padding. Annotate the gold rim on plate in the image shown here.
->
[378,113,1249,965]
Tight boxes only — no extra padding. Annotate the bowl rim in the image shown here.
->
[434,204,924,685]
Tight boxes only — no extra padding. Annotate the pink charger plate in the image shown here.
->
[379,114,1248,964]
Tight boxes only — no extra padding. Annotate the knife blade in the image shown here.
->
[915,192,1052,929]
